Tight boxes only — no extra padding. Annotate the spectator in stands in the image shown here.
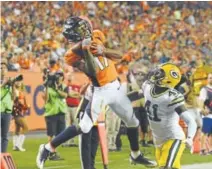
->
[1,1,212,74]
[7,53,20,71]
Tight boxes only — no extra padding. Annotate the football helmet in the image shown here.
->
[63,16,92,43]
[151,63,182,88]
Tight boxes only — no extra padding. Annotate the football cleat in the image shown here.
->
[36,144,50,169]
[130,154,157,168]
[49,152,64,161]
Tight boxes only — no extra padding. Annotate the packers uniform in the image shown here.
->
[142,81,186,169]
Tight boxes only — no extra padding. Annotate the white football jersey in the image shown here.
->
[142,81,186,147]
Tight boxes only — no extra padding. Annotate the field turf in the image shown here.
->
[8,136,212,169]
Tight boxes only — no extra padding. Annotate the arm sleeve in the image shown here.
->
[64,48,81,66]
[180,111,197,139]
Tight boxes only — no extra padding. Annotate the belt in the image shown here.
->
[93,78,118,87]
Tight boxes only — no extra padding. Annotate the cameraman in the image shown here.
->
[43,70,68,160]
[1,59,17,152]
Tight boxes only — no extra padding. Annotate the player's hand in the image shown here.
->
[90,42,105,55]
[184,137,193,149]
[82,38,92,50]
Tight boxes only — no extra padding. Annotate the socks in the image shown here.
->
[131,151,141,159]
[45,143,54,152]
[51,125,81,148]
[127,127,139,151]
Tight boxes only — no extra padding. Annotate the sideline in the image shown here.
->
[182,163,212,169]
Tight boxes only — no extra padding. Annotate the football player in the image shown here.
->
[141,63,197,169]
[177,71,203,153]
[36,16,156,169]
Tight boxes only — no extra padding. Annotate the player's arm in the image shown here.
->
[64,46,94,75]
[82,39,97,76]
[104,48,123,61]
[168,90,197,148]
[90,42,123,61]
[175,105,197,141]
[127,90,144,102]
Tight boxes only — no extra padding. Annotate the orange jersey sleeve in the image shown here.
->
[64,48,81,66]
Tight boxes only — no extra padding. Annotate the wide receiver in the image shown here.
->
[36,16,156,169]
[141,63,197,169]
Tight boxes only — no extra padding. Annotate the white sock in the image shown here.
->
[131,151,141,159]
[45,143,54,152]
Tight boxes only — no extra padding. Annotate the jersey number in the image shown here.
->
[145,100,161,122]
[94,57,109,70]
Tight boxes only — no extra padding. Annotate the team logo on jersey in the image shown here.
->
[170,70,179,79]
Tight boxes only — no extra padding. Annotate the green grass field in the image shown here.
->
[8,136,212,169]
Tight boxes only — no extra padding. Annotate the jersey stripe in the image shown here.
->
[171,96,184,103]
[166,140,181,168]
[168,99,184,107]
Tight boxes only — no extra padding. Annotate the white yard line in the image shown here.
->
[45,165,70,169]
[182,163,212,169]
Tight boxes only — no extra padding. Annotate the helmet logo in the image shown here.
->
[170,70,179,79]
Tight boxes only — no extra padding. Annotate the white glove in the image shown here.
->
[82,38,92,49]
[184,137,193,149]
[95,45,105,55]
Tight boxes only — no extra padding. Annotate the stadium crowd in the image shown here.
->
[1,2,212,169]
[1,1,212,74]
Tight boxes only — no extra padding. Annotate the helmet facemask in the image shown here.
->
[63,16,92,43]
[151,64,181,88]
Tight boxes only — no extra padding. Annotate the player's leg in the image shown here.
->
[106,109,116,151]
[200,117,211,155]
[62,108,71,147]
[104,86,156,167]
[157,139,185,169]
[79,125,92,169]
[69,107,78,146]
[90,126,99,169]
[13,118,20,151]
[115,122,123,151]
[36,91,102,169]
[17,117,28,151]
[114,112,121,151]
[190,108,202,154]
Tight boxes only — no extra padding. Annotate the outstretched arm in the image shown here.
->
[90,42,123,61]
[104,48,123,61]
[175,105,197,148]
